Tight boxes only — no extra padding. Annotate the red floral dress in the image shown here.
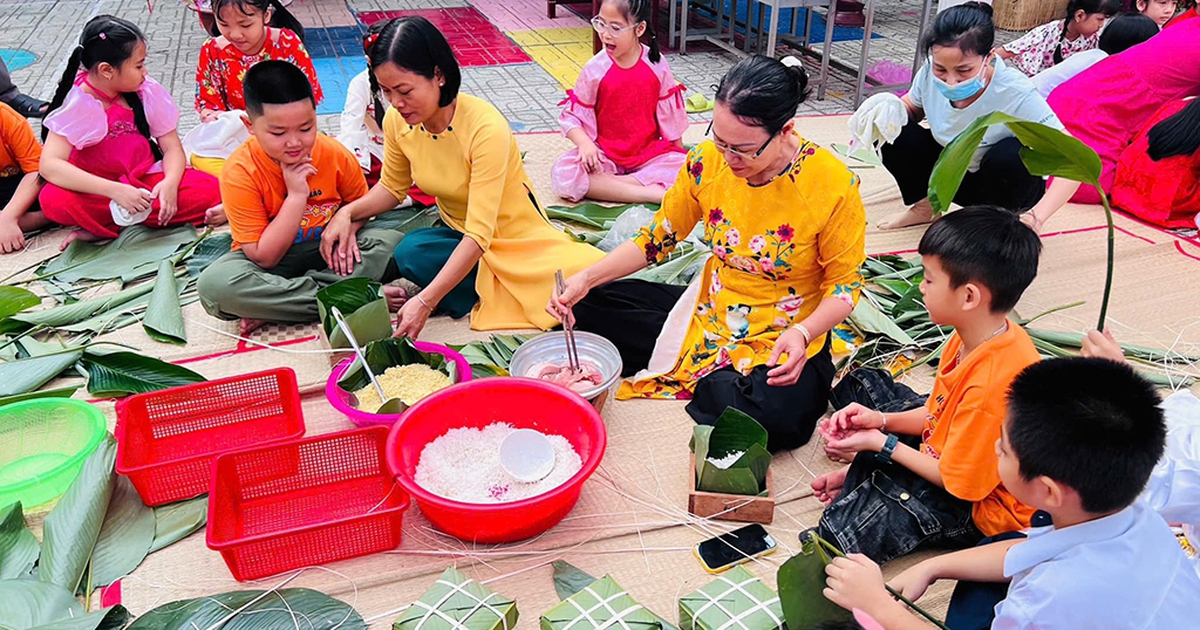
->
[1112,99,1200,229]
[195,28,323,112]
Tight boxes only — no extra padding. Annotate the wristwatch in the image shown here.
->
[875,434,899,465]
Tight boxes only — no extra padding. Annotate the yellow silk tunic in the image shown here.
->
[380,94,604,330]
[620,137,866,399]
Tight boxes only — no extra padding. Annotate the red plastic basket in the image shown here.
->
[115,368,305,506]
[207,426,409,581]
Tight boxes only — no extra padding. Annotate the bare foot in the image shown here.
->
[877,199,935,230]
[811,466,850,505]
[59,228,104,251]
[205,204,227,226]
[384,284,409,311]
[239,318,267,336]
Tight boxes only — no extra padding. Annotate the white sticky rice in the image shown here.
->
[414,422,583,503]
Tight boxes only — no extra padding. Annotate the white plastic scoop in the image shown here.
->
[499,429,556,483]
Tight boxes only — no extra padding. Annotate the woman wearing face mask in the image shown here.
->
[873,3,1080,231]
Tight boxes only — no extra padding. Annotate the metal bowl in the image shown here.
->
[508,331,622,401]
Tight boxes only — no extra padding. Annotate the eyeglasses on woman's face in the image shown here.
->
[706,120,776,160]
[590,17,639,36]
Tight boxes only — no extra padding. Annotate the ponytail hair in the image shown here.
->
[363,18,394,130]
[44,15,162,161]
[210,0,305,43]
[1055,0,1122,64]
[1147,99,1200,161]
[923,2,994,56]
[608,0,660,63]
[714,55,809,136]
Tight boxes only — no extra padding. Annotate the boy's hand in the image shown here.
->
[888,562,936,602]
[577,141,602,174]
[824,554,894,617]
[826,428,886,461]
[823,403,885,440]
[320,212,362,276]
[1081,329,1126,364]
[0,218,26,253]
[282,157,316,198]
[152,181,179,224]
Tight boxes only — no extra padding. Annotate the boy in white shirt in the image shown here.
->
[822,358,1200,630]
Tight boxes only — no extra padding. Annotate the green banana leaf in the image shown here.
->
[0,502,39,579]
[0,579,88,629]
[26,606,130,630]
[546,203,658,229]
[849,300,916,346]
[317,278,392,349]
[691,407,771,496]
[126,588,367,630]
[142,260,186,345]
[80,351,205,397]
[777,534,855,630]
[469,364,509,378]
[39,437,116,593]
[12,282,155,328]
[449,334,535,372]
[629,244,710,286]
[0,286,40,319]
[0,348,84,397]
[148,496,208,553]
[337,336,451,398]
[38,226,198,284]
[185,233,232,278]
[0,386,81,408]
[551,561,679,630]
[87,476,155,589]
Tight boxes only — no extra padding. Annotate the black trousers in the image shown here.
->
[573,279,835,452]
[881,121,1046,212]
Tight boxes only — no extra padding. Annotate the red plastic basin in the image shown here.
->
[386,377,606,544]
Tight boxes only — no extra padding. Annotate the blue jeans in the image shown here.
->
[817,368,981,564]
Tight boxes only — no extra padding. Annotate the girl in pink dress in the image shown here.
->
[1046,17,1200,205]
[551,0,688,204]
[38,16,220,249]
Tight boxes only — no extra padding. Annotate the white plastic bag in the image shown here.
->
[181,110,250,161]
[1141,389,1200,577]
[596,205,659,252]
[848,93,907,157]
[110,188,154,227]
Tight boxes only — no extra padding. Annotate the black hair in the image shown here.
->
[714,55,809,136]
[1147,99,1200,160]
[1055,0,1122,63]
[922,2,994,56]
[917,205,1042,313]
[1098,13,1160,54]
[210,0,305,43]
[242,59,314,117]
[368,16,461,109]
[44,15,161,161]
[605,0,661,63]
[1006,358,1165,514]
[363,19,393,129]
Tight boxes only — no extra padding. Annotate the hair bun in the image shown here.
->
[780,55,810,98]
[962,1,994,16]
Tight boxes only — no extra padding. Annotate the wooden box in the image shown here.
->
[688,454,775,524]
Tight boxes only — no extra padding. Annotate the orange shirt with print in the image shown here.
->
[920,321,1040,536]
[0,102,42,178]
[221,134,367,250]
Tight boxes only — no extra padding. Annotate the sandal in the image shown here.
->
[686,93,714,114]
[7,94,48,119]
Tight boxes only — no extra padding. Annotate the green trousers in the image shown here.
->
[393,227,479,319]
[198,227,402,323]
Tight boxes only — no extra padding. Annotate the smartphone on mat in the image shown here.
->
[694,524,776,574]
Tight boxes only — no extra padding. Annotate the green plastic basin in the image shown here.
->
[0,398,107,508]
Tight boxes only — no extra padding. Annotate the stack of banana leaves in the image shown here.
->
[839,256,1199,387]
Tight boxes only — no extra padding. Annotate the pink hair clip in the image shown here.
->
[98,32,107,39]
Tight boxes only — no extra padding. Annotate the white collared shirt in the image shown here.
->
[994,501,1200,629]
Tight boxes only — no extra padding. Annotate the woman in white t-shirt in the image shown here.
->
[873,3,1081,230]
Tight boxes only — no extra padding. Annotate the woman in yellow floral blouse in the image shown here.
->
[550,56,866,451]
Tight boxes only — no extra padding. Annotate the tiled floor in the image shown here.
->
[0,0,1021,137]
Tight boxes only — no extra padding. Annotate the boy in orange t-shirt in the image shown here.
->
[197,61,401,335]
[0,101,49,254]
[811,206,1042,564]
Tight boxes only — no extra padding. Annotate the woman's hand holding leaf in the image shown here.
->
[766,327,809,386]
[826,428,887,461]
[823,554,894,617]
